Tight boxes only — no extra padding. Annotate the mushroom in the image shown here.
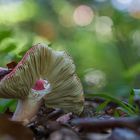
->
[0,43,84,123]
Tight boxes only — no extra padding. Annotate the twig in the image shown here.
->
[71,117,140,134]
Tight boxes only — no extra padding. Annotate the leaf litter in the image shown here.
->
[1,97,140,140]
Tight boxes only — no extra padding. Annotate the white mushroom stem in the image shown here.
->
[12,96,43,124]
[12,80,51,124]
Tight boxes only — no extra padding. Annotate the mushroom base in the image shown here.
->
[12,80,51,125]
[12,93,43,125]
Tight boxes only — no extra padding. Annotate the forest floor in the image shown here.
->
[1,98,140,140]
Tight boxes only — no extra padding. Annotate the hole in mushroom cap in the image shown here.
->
[32,79,47,91]
[32,79,51,94]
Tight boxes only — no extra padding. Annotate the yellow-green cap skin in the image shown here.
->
[0,44,84,114]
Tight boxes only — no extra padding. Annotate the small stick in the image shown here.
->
[71,117,140,134]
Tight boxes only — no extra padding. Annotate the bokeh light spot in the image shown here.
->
[95,16,113,36]
[111,0,132,11]
[95,0,107,2]
[58,6,74,27]
[132,30,140,46]
[0,0,37,24]
[84,69,106,88]
[73,5,94,26]
[117,0,132,4]
[128,0,140,19]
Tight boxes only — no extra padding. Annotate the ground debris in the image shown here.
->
[1,99,140,140]
[0,115,33,140]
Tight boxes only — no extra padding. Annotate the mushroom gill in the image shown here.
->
[0,43,84,123]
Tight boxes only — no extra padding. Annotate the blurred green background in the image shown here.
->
[0,0,140,98]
